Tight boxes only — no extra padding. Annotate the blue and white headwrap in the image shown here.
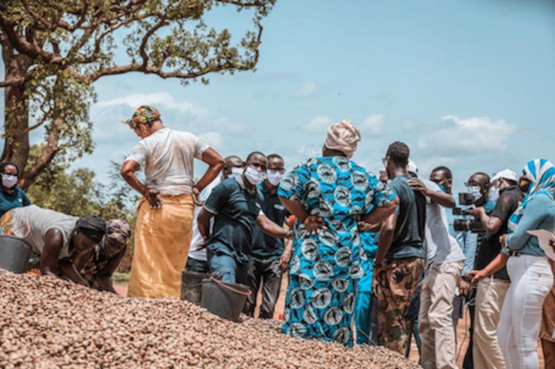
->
[508,158,555,232]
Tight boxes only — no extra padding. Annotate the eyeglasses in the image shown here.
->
[464,181,480,187]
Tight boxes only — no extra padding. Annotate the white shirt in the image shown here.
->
[188,177,221,261]
[422,180,465,266]
[125,128,209,195]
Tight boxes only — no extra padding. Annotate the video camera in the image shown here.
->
[453,193,486,233]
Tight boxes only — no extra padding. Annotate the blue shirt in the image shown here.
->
[0,187,31,217]
[503,191,555,257]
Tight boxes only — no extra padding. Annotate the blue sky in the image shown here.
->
[4,0,555,193]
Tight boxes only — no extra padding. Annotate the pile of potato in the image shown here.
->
[0,270,419,369]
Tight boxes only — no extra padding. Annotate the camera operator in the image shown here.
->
[467,169,523,369]
[455,172,495,369]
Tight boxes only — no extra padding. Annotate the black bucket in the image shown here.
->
[180,270,211,305]
[0,235,32,274]
[201,277,252,322]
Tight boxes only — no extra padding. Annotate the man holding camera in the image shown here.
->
[468,169,523,369]
[455,172,495,369]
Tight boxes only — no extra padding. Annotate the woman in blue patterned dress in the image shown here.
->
[278,120,398,346]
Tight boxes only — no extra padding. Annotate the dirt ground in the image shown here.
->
[114,276,546,368]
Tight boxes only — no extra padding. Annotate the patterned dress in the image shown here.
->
[278,156,395,346]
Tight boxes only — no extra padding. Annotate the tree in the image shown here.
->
[0,0,275,189]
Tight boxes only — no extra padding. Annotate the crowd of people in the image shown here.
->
[0,105,553,369]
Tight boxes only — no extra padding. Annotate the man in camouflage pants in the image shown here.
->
[373,142,426,355]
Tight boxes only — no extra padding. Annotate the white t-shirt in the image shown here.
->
[8,205,78,259]
[188,177,221,261]
[422,180,465,266]
[125,128,209,195]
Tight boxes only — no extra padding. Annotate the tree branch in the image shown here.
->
[139,19,169,68]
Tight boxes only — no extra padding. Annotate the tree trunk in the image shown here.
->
[0,33,32,180]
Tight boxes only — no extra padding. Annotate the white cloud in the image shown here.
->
[296,145,322,158]
[209,117,247,133]
[97,92,208,117]
[304,116,333,133]
[359,114,384,137]
[418,115,517,155]
[294,81,320,97]
[198,131,223,147]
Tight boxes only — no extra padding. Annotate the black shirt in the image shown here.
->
[475,185,523,280]
[204,176,263,263]
[386,175,427,260]
[251,182,289,260]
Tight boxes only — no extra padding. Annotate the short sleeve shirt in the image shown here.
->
[204,176,263,263]
[476,186,523,279]
[125,128,209,195]
[6,205,77,259]
[386,175,426,260]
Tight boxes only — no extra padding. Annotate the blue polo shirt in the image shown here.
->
[250,182,289,260]
[0,187,31,217]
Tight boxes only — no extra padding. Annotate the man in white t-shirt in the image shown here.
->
[121,105,224,298]
[185,155,244,273]
[408,165,464,369]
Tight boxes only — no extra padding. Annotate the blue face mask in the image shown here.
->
[439,184,448,193]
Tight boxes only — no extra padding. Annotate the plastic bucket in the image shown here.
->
[201,277,252,322]
[180,270,211,305]
[0,235,32,273]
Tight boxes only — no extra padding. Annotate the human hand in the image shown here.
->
[407,178,429,196]
[279,248,292,272]
[192,187,204,206]
[468,207,483,220]
[356,216,378,233]
[467,270,487,284]
[499,234,508,248]
[459,279,472,295]
[303,215,325,235]
[145,189,162,209]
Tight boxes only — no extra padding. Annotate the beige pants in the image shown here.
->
[419,261,463,369]
[473,276,510,369]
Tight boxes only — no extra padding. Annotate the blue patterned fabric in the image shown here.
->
[508,158,555,233]
[278,156,395,346]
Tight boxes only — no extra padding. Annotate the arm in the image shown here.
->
[361,197,399,225]
[59,258,90,286]
[374,213,398,265]
[279,240,293,272]
[256,213,290,239]
[467,253,509,283]
[121,160,162,209]
[197,208,214,240]
[278,197,310,223]
[40,229,65,277]
[94,248,127,293]
[408,178,455,208]
[194,148,225,193]
[506,196,547,250]
[471,207,503,235]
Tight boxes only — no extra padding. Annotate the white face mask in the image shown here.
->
[244,166,266,185]
[489,186,500,202]
[2,174,18,189]
[267,170,284,186]
[467,186,482,201]
[225,167,243,180]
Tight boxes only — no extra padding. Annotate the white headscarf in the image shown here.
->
[324,120,361,158]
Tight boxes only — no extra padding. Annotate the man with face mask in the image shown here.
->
[455,172,495,369]
[186,155,243,273]
[467,169,522,369]
[198,152,291,284]
[243,154,290,319]
[0,162,31,217]
[408,165,464,369]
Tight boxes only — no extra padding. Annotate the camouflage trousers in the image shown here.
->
[374,257,424,355]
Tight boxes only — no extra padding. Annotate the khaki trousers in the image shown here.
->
[473,276,510,369]
[419,261,463,369]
